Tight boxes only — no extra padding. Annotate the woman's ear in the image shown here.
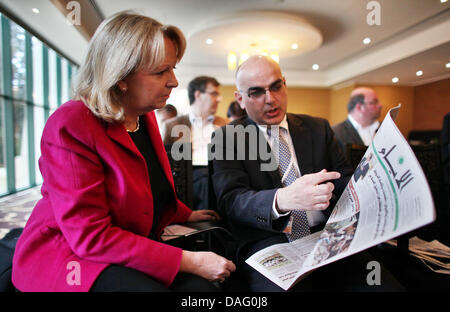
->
[117,80,128,92]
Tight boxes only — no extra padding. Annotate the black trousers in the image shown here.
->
[240,234,406,292]
[192,166,209,211]
[90,265,220,292]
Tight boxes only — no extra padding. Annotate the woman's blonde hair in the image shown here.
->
[73,11,186,122]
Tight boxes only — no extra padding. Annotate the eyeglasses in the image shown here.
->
[240,79,285,100]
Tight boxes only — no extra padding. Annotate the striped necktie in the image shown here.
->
[268,126,310,241]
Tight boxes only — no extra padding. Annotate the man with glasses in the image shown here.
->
[332,87,382,153]
[211,56,403,291]
[163,76,227,210]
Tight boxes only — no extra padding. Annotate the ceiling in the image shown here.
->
[1,0,449,89]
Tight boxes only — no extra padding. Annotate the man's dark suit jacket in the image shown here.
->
[211,113,353,260]
[332,118,365,153]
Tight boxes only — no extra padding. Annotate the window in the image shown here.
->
[13,100,29,189]
[10,22,26,101]
[0,98,6,194]
[0,13,78,196]
[61,58,69,104]
[48,49,58,111]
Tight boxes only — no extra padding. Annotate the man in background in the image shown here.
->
[157,104,177,123]
[156,104,177,136]
[163,76,227,210]
[226,100,247,122]
[332,87,382,153]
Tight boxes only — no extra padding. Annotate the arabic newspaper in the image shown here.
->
[245,105,436,290]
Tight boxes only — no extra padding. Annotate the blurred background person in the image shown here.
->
[163,76,227,211]
[226,100,247,122]
[157,103,178,123]
[332,87,382,153]
[156,104,178,137]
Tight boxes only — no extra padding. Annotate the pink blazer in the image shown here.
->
[12,100,192,291]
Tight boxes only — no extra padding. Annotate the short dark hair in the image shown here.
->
[227,101,247,118]
[162,104,177,115]
[187,76,220,105]
[347,94,365,113]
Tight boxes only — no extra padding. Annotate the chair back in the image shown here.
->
[164,143,193,209]
[345,144,368,170]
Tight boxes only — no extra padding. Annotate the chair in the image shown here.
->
[164,143,193,209]
[164,144,235,259]
[408,130,441,145]
[410,143,449,244]
[0,228,22,292]
[345,144,367,170]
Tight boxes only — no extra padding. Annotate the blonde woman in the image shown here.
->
[12,12,235,292]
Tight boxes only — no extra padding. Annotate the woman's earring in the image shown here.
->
[118,81,127,93]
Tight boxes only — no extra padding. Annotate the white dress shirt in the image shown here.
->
[347,114,379,146]
[189,111,217,166]
[256,115,326,227]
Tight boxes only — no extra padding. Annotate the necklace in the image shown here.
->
[126,119,140,133]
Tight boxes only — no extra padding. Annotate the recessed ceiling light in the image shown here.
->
[440,0,448,3]
[392,77,399,83]
[446,62,450,68]
[416,70,423,76]
[32,8,40,14]
[363,37,371,45]
[206,38,213,45]
[291,43,299,50]
[312,64,319,70]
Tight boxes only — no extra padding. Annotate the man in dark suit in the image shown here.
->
[332,87,382,153]
[211,56,404,291]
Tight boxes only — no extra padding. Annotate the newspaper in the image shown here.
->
[246,105,436,290]
[386,237,450,274]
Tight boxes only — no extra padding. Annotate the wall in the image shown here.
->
[217,85,238,120]
[286,87,330,119]
[413,77,450,130]
[358,84,415,138]
[329,84,356,126]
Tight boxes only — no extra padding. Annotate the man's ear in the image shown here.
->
[234,91,245,109]
[194,90,202,101]
[355,102,364,112]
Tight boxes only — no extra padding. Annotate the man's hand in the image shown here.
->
[276,169,341,213]
[187,210,221,222]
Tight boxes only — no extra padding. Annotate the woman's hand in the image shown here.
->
[187,210,221,222]
[179,250,236,283]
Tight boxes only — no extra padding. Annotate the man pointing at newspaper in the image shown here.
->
[211,55,404,291]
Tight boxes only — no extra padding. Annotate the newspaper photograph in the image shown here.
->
[246,105,436,290]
